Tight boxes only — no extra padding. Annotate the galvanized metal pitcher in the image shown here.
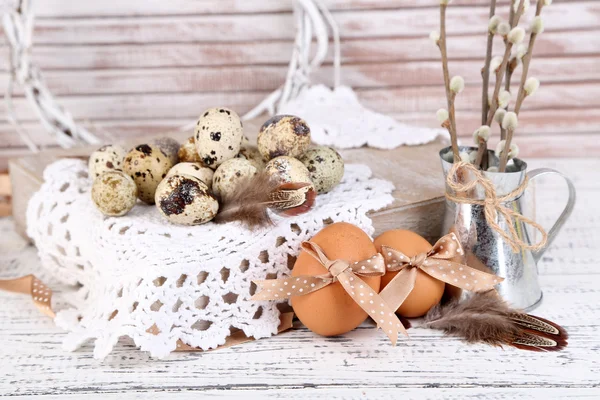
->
[440,146,576,310]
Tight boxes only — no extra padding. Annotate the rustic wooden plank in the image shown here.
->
[0,273,596,396]
[0,159,597,396]
[19,0,518,17]
[2,56,597,96]
[3,388,596,399]
[506,134,600,158]
[3,132,600,173]
[0,30,595,71]
[3,108,600,149]
[2,82,599,123]
[27,3,597,44]
[356,82,600,115]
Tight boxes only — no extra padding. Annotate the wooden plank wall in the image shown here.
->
[0,0,598,169]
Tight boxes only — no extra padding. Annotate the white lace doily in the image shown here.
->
[278,85,446,149]
[25,159,394,359]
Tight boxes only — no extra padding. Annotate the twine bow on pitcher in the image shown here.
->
[252,242,407,344]
[379,233,503,312]
[445,161,548,253]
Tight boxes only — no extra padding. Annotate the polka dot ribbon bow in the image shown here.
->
[252,241,408,344]
[379,233,504,312]
[0,275,55,318]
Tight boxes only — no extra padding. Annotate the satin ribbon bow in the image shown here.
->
[379,233,504,312]
[252,241,408,344]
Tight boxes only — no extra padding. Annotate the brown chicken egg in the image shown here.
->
[291,222,381,337]
[374,230,445,318]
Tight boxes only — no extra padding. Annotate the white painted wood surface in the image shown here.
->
[0,157,599,398]
[1,0,599,169]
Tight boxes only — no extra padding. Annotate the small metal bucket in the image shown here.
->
[440,146,576,310]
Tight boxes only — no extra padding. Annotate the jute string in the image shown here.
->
[445,161,547,253]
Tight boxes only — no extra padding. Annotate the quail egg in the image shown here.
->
[299,146,344,193]
[194,107,243,169]
[123,144,174,205]
[155,174,219,225]
[91,170,138,216]
[236,145,265,170]
[212,158,258,199]
[264,156,313,187]
[152,137,180,165]
[167,162,214,189]
[178,137,201,163]
[88,144,126,178]
[257,115,311,161]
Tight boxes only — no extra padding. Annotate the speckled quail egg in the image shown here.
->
[123,144,175,205]
[212,158,258,199]
[257,115,311,161]
[264,156,314,187]
[194,107,243,169]
[88,144,126,178]
[167,162,214,189]
[91,170,138,216]
[155,174,219,225]
[299,146,345,194]
[152,137,180,165]
[178,137,201,163]
[236,145,265,170]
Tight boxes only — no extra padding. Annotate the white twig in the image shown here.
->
[241,0,341,120]
[3,0,102,150]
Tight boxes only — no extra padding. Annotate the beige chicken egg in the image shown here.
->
[123,144,174,205]
[178,137,201,163]
[167,162,214,189]
[151,137,180,165]
[212,158,258,199]
[88,144,126,179]
[194,107,243,169]
[299,146,345,193]
[257,115,311,161]
[155,174,219,225]
[264,156,313,187]
[91,170,138,216]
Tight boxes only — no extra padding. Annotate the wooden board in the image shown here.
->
[8,121,449,242]
[1,0,599,166]
[0,31,595,71]
[1,157,598,397]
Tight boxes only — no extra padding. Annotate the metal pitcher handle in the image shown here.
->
[527,168,576,263]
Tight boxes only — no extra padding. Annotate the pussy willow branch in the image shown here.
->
[439,3,460,161]
[500,0,546,171]
[485,2,525,127]
[501,58,519,140]
[476,0,498,169]
[508,0,516,26]
[481,0,497,126]
[501,1,520,140]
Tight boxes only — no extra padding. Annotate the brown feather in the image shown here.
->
[423,291,568,351]
[214,172,315,229]
[214,171,277,228]
[270,183,316,217]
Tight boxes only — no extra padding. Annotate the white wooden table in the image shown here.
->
[1,158,599,399]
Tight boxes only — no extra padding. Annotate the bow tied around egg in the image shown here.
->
[379,233,504,313]
[252,241,408,344]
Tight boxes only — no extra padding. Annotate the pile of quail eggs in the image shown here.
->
[89,108,345,225]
